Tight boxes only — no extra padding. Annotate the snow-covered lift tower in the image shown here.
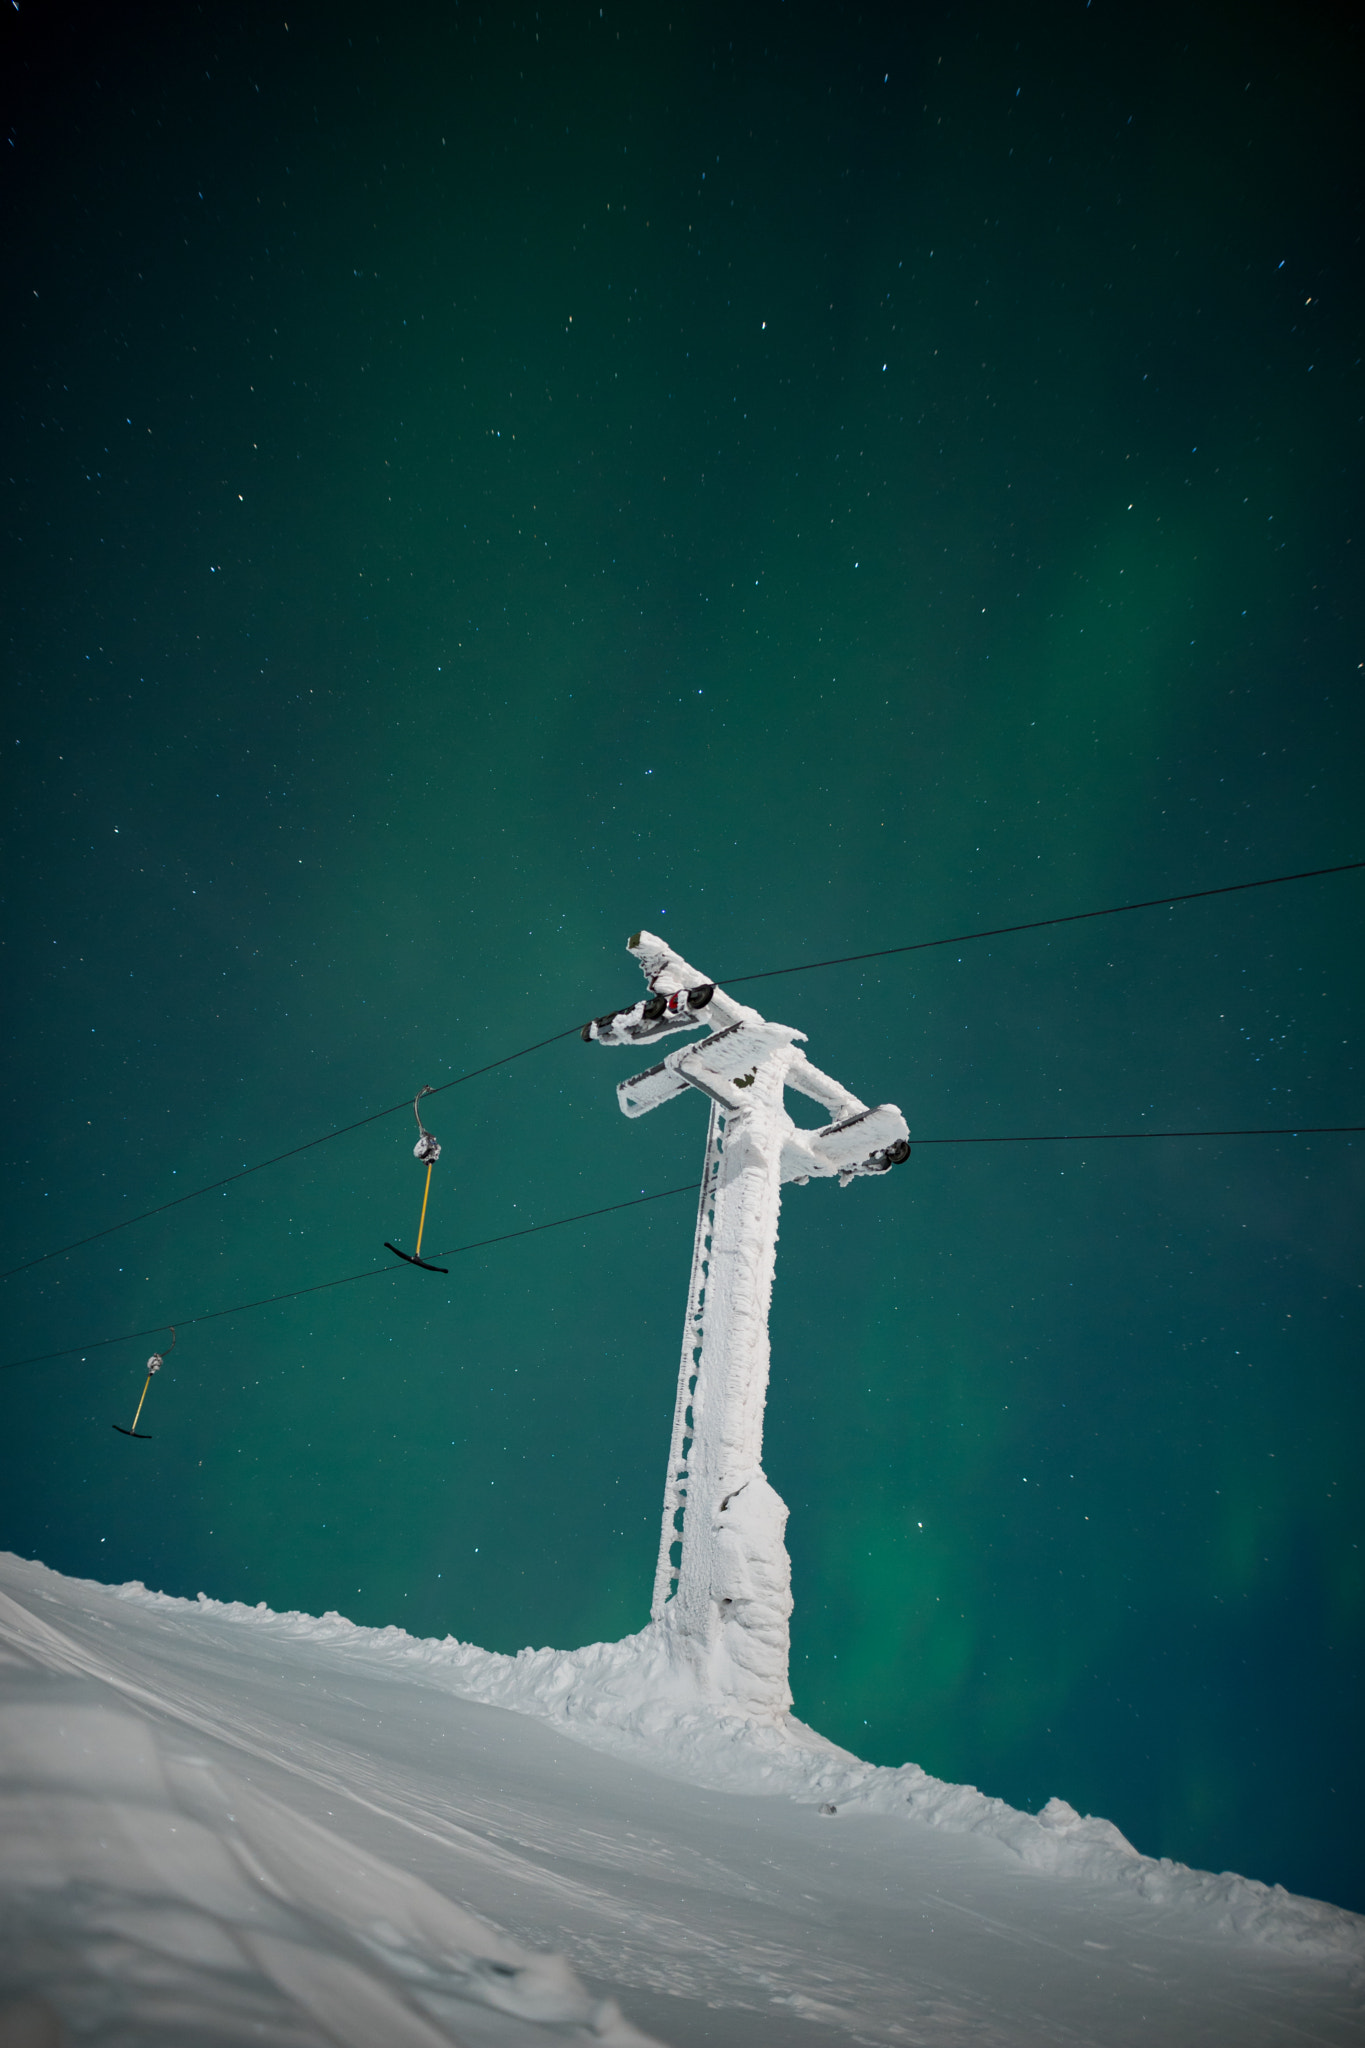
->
[584,932,909,1714]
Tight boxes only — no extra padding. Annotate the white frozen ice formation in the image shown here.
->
[584,931,910,1714]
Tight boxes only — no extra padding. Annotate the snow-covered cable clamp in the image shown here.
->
[412,1085,441,1164]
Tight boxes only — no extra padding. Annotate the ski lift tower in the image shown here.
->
[584,931,909,1714]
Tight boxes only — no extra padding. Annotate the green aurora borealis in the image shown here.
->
[3,0,1362,1910]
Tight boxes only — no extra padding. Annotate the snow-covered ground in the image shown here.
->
[1,1551,1360,2046]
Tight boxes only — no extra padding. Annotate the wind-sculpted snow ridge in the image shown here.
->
[116,1577,1365,1971]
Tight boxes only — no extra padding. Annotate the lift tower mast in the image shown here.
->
[584,932,910,1712]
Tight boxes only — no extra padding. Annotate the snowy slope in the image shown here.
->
[1,1552,1360,2047]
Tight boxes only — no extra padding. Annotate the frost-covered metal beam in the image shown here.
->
[584,930,909,1714]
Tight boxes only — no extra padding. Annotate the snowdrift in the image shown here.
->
[1,1550,1361,2046]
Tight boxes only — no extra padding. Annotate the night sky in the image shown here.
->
[3,1,1362,1912]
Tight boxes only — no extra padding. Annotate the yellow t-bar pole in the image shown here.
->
[414,1160,434,1258]
[129,1374,154,1434]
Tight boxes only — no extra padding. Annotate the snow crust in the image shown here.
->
[106,1574,1365,1964]
[2,1553,1362,2047]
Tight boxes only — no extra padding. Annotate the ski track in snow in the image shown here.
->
[0,1552,1361,2047]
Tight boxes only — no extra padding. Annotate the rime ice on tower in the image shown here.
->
[584,932,910,1714]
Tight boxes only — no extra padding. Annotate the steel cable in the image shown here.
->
[3,857,1360,1285]
[3,1127,1360,1374]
